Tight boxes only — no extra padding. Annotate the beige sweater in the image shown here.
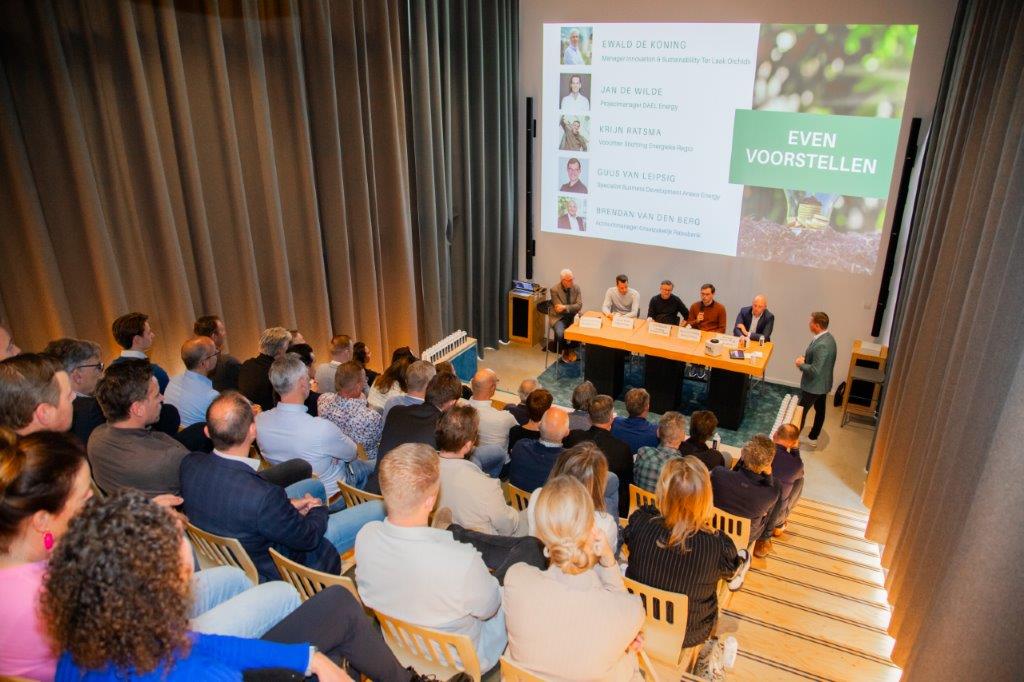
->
[502,563,645,681]
[438,457,527,536]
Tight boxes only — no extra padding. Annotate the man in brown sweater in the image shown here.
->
[686,282,727,333]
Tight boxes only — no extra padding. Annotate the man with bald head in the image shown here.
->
[734,294,775,343]
[467,369,518,449]
[508,407,568,494]
[165,336,222,427]
[0,324,21,360]
[504,378,539,425]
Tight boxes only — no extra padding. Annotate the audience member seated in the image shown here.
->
[466,368,516,449]
[383,359,434,419]
[504,378,539,425]
[356,443,508,673]
[611,388,660,454]
[526,442,619,550]
[256,354,369,499]
[109,312,170,393]
[194,315,242,391]
[0,323,21,360]
[368,372,463,493]
[678,410,726,471]
[286,342,321,416]
[507,387,552,452]
[624,458,745,648]
[503,476,645,680]
[165,336,221,427]
[568,380,596,431]
[42,339,106,445]
[437,406,526,536]
[315,333,353,395]
[353,341,378,388]
[239,327,292,411]
[711,435,783,557]
[318,360,384,460]
[43,492,432,682]
[89,360,187,502]
[633,411,687,492]
[182,393,385,582]
[436,360,472,399]
[368,354,411,413]
[564,394,632,518]
[0,353,74,436]
[509,408,568,494]
[0,431,302,680]
[769,424,805,533]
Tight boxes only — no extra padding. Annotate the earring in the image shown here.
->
[43,531,55,551]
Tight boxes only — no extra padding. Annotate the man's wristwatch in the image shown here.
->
[306,645,319,676]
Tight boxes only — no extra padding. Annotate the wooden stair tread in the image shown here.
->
[795,499,868,522]
[726,591,894,659]
[787,508,867,533]
[767,543,885,584]
[778,523,880,556]
[771,534,883,568]
[729,651,830,681]
[740,572,891,629]
[749,562,889,604]
[718,612,901,681]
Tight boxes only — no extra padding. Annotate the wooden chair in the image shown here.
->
[501,651,662,681]
[334,479,384,508]
[502,481,531,511]
[185,521,259,585]
[89,477,106,499]
[372,609,482,681]
[709,506,751,552]
[627,483,657,518]
[269,547,362,605]
[623,576,695,674]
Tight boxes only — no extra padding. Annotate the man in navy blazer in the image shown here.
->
[733,294,775,342]
[180,392,384,582]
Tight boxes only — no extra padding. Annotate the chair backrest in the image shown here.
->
[89,477,106,499]
[373,609,482,681]
[709,506,751,552]
[502,481,532,511]
[627,483,657,518]
[499,656,546,682]
[623,576,689,669]
[638,649,662,682]
[336,479,384,508]
[269,547,361,605]
[185,521,259,585]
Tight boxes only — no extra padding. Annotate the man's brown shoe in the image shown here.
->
[753,539,773,558]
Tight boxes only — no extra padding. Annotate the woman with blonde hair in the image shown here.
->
[623,456,745,648]
[503,476,645,680]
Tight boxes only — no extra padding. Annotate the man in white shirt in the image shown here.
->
[601,274,640,318]
[355,443,507,671]
[463,368,517,478]
[314,334,352,394]
[382,359,434,420]
[560,75,590,112]
[256,354,370,500]
[165,336,221,427]
[562,28,585,65]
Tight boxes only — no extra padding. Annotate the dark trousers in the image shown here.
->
[262,586,411,682]
[799,391,827,439]
[259,459,314,489]
[449,524,547,584]
[778,478,805,528]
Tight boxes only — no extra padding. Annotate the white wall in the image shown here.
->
[517,0,958,387]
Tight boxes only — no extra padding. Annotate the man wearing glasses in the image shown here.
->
[43,338,106,445]
[164,336,222,426]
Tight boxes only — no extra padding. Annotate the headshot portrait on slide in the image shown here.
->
[560,26,593,65]
[560,74,591,113]
[558,115,589,152]
[559,157,588,194]
[557,197,587,232]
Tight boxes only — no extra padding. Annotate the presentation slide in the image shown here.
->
[542,23,918,275]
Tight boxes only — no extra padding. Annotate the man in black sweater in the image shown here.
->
[563,394,632,518]
[711,434,783,558]
[646,280,689,325]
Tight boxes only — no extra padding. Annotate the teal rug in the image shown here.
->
[537,349,796,448]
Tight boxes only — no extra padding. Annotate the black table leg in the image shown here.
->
[584,344,626,398]
[644,355,685,414]
[707,368,750,429]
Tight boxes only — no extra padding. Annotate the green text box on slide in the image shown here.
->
[729,110,900,198]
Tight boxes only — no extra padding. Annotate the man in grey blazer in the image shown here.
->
[796,311,838,448]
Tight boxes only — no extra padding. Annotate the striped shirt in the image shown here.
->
[624,506,741,647]
[633,445,681,492]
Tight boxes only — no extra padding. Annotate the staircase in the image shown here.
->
[721,498,900,681]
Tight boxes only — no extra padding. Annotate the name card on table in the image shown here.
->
[677,327,702,342]
[647,321,671,337]
[715,334,740,348]
[579,316,602,330]
[611,315,635,330]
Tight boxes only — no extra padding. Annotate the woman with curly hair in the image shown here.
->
[623,457,745,648]
[42,491,450,681]
[502,476,645,681]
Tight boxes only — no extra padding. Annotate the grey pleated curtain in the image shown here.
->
[862,0,1024,679]
[0,0,516,369]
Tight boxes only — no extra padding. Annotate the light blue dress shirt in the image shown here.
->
[255,402,357,497]
[164,370,220,427]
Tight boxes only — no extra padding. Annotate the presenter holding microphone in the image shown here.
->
[795,312,837,449]
[686,283,727,333]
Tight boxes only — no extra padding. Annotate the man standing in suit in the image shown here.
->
[796,311,838,448]
[180,392,384,582]
[734,294,775,342]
